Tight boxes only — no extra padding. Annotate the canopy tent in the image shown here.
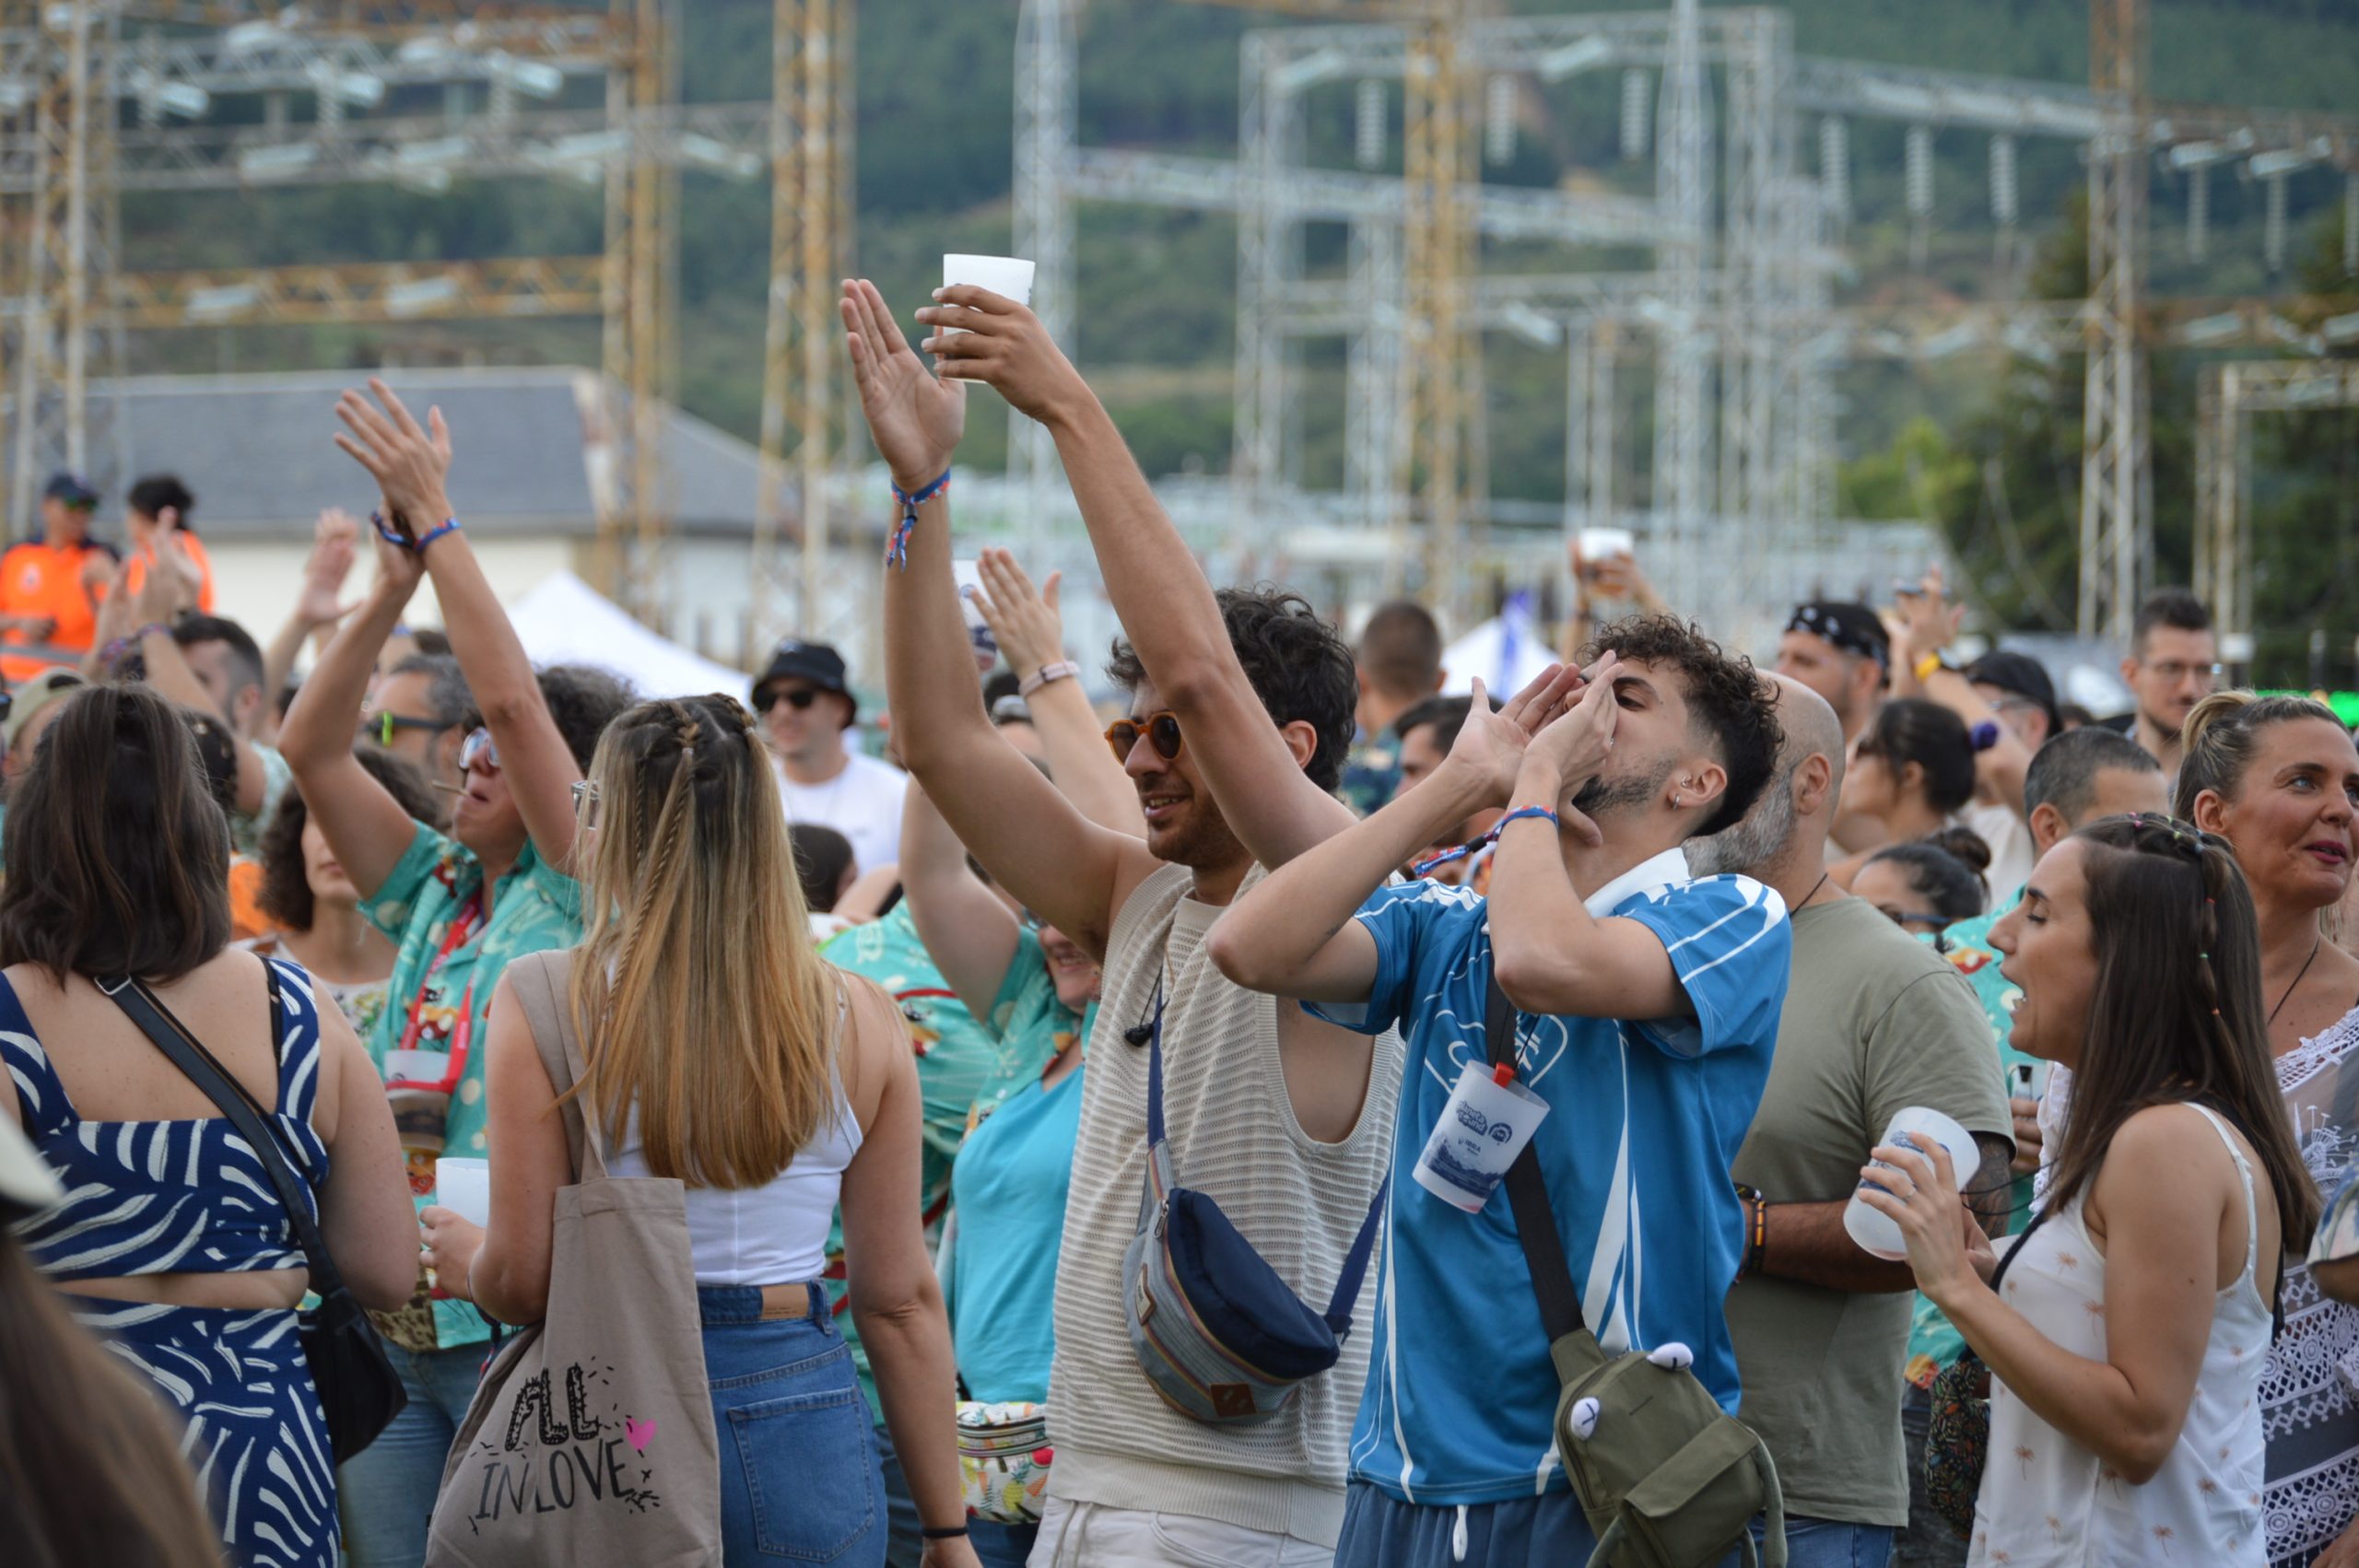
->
[1440,595,1555,700]
[505,570,751,700]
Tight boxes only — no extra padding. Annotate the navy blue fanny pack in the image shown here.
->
[1121,989,1389,1424]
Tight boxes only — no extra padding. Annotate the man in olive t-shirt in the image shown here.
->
[1689,677,2012,1562]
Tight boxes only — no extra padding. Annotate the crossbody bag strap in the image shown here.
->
[1486,972,1586,1346]
[98,969,353,1305]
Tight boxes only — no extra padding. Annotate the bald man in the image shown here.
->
[1688,675,2011,1565]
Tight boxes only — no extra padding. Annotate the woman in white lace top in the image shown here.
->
[2177,692,2359,1567]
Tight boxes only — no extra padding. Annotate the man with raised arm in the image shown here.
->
[1203,620,1790,1564]
[843,278,1402,1563]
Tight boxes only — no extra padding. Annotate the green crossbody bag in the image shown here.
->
[1484,975,1788,1568]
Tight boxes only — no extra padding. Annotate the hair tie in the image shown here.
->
[1969,720,2001,754]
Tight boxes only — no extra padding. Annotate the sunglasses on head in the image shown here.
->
[754,685,825,714]
[569,778,601,831]
[1104,710,1183,764]
[364,710,451,747]
[459,727,500,776]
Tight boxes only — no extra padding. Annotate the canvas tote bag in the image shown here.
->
[425,948,722,1567]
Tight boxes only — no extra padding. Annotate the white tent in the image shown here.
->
[1440,599,1555,699]
[505,569,751,699]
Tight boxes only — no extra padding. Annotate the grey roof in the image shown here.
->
[51,367,764,541]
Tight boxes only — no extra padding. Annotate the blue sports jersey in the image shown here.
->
[1309,848,1790,1505]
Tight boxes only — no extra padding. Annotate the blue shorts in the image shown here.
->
[1332,1480,1599,1568]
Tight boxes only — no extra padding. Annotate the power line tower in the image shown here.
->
[2079,0,2151,639]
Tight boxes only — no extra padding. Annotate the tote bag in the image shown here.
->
[424,949,722,1568]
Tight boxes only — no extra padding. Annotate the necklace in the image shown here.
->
[2270,935,2323,1028]
[1798,872,1831,910]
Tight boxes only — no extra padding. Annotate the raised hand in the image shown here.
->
[840,278,966,493]
[1895,564,1964,672]
[369,517,427,604]
[1438,664,1586,811]
[1520,652,1622,820]
[334,378,454,534]
[968,548,1066,679]
[296,508,363,626]
[135,533,198,626]
[914,286,1088,427]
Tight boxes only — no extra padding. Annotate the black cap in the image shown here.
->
[41,471,97,509]
[1964,649,2061,737]
[755,639,855,721]
[1787,602,1891,670]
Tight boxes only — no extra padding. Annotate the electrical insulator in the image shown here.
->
[1485,74,1515,167]
[1906,124,1934,217]
[1620,68,1649,161]
[1355,79,1385,172]
[1989,134,2017,227]
[1819,116,1849,216]
[2188,163,2210,263]
[2265,170,2288,274]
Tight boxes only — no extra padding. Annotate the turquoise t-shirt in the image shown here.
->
[1904,891,2046,1388]
[818,907,1060,1410]
[361,821,586,1351]
[945,928,1094,1404]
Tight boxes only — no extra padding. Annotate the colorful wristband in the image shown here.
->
[1913,652,1944,683]
[413,517,462,551]
[1019,660,1081,697]
[885,471,952,570]
[1410,804,1560,877]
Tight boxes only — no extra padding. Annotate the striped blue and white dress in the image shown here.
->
[1,958,337,1568]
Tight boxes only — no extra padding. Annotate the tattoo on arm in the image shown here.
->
[1967,1132,2014,1237]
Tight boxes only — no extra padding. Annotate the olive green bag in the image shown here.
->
[1484,977,1787,1568]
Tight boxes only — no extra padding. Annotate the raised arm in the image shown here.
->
[899,778,1023,1019]
[1888,570,2032,813]
[261,509,363,722]
[919,287,1355,868]
[126,536,275,821]
[1209,668,1580,1004]
[844,280,1152,958]
[279,532,433,901]
[335,380,585,872]
[968,546,1144,838]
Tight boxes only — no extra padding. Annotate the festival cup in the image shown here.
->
[433,1156,492,1227]
[939,254,1035,334]
[1576,526,1635,575]
[1412,1060,1550,1214]
[1845,1106,1979,1261]
[384,1047,453,1156]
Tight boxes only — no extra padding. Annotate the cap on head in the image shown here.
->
[2,667,85,753]
[1787,602,1890,670]
[755,638,855,724]
[41,470,97,509]
[1964,649,2060,736]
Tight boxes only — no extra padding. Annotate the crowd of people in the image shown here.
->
[0,274,2353,1568]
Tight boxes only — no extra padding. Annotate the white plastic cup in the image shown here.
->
[1413,1061,1550,1214]
[1577,526,1635,565]
[434,1156,491,1227]
[939,254,1035,334]
[1845,1106,1978,1261]
[952,558,999,667]
[382,1048,444,1086]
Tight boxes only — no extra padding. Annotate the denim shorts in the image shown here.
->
[703,1283,888,1565]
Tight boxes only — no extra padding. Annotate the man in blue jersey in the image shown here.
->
[1208,614,1791,1564]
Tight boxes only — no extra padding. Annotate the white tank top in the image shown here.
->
[608,991,863,1286]
[1969,1104,2272,1567]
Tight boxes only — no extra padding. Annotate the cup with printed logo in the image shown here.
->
[1845,1105,1978,1261]
[952,558,1000,669]
[939,254,1035,336]
[383,1047,453,1155]
[1413,1060,1551,1214]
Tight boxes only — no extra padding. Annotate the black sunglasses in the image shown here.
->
[1104,710,1183,763]
[754,686,825,714]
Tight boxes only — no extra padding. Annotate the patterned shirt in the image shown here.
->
[360,821,586,1350]
[1339,731,1402,818]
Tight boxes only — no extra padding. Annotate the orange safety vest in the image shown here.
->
[0,536,115,684]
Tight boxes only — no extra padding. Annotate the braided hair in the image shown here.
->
[2044,813,2320,1267]
[564,693,840,1189]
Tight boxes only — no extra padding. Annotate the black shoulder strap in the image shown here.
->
[1487,972,1585,1342]
[99,969,353,1305]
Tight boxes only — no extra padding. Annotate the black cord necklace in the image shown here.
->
[2270,936,2323,1028]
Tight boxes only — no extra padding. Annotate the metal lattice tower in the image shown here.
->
[1650,0,1711,621]
[2193,360,2359,668]
[1011,0,1076,551]
[2079,0,2152,639]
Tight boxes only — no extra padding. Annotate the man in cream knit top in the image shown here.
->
[843,275,1403,1562]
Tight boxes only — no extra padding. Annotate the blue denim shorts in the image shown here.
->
[702,1283,887,1565]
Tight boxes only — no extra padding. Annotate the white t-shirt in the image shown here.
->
[1957,801,2036,912]
[777,748,908,879]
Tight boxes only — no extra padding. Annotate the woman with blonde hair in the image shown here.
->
[422,694,979,1568]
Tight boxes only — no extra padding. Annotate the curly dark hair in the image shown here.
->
[454,664,637,774]
[1583,614,1782,840]
[256,747,441,932]
[1104,586,1357,794]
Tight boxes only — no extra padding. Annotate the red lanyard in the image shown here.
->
[394,893,485,1092]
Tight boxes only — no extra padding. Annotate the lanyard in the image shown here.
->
[393,893,485,1093]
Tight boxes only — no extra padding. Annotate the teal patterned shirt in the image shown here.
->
[360,821,586,1350]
